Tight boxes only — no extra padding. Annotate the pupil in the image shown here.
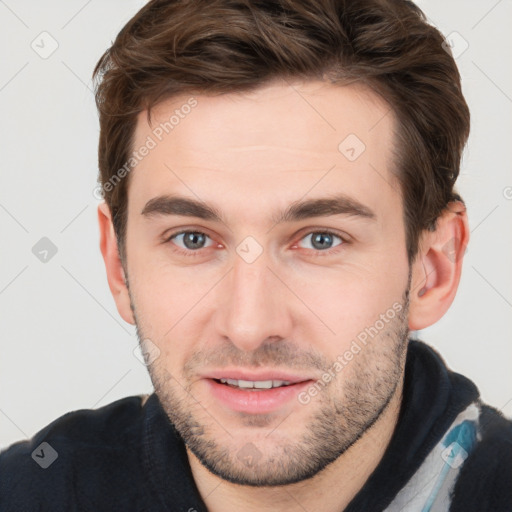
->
[184,232,205,249]
[312,233,332,250]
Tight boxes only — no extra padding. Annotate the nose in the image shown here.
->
[214,250,292,352]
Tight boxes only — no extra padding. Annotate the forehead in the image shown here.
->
[128,80,400,225]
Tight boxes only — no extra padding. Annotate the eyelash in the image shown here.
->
[164,228,348,258]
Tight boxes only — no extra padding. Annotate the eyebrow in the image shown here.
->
[141,193,376,225]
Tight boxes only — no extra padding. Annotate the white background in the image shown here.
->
[0,0,511,448]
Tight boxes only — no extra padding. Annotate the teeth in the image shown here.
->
[219,379,292,389]
[269,380,288,388]
[238,379,256,389]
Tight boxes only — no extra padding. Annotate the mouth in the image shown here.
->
[213,378,294,390]
[202,371,314,414]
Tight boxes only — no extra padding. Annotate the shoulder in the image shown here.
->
[450,403,512,511]
[0,394,149,510]
[1,394,148,457]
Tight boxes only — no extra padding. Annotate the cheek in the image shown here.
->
[127,257,184,331]
[300,288,393,353]
[288,272,408,367]
[127,253,223,358]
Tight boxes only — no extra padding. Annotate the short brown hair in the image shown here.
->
[93,0,470,265]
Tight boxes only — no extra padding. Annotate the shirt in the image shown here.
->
[1,339,511,511]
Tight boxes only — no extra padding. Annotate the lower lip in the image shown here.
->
[205,379,313,414]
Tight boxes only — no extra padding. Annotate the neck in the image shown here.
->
[187,376,404,512]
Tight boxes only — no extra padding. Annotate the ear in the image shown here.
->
[97,202,135,325]
[408,201,469,330]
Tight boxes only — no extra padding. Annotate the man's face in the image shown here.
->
[124,80,411,485]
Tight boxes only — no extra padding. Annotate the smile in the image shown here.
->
[217,379,292,389]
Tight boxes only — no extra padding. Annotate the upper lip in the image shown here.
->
[203,370,314,384]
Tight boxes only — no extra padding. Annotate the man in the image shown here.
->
[1,0,511,510]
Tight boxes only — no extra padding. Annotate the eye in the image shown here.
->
[168,230,215,252]
[296,230,345,253]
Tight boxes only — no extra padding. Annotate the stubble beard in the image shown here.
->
[129,279,411,487]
